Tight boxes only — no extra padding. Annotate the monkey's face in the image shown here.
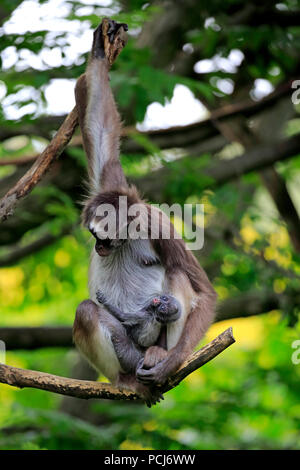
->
[84,189,147,256]
[149,295,181,324]
[94,235,126,256]
[89,223,127,257]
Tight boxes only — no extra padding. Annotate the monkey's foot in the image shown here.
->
[92,18,128,66]
[117,373,164,408]
[139,346,168,370]
[136,356,172,387]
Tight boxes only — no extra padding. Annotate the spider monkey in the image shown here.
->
[73,18,217,406]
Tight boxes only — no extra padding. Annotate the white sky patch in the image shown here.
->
[216,78,234,95]
[250,79,274,101]
[0,82,7,101]
[0,1,266,127]
[44,79,76,114]
[194,49,244,74]
[2,86,41,119]
[204,17,221,32]
[2,0,115,35]
[137,84,208,131]
[3,0,74,34]
[1,47,19,70]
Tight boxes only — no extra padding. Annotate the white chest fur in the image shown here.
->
[89,239,166,313]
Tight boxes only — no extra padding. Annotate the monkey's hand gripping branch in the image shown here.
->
[0,18,127,222]
[0,328,235,404]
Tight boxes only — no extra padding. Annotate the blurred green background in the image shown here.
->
[0,0,300,450]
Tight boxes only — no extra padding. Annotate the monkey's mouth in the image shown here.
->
[95,238,113,257]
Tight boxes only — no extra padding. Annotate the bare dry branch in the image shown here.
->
[0,328,235,403]
[0,108,78,222]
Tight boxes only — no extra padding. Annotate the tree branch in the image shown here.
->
[0,108,78,222]
[260,167,300,253]
[0,155,40,167]
[2,286,299,351]
[0,78,292,156]
[136,133,300,202]
[0,328,235,402]
[0,326,73,350]
[0,225,73,267]
[229,5,300,28]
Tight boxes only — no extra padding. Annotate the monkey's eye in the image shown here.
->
[161,295,169,302]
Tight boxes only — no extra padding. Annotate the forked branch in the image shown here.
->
[0,328,235,403]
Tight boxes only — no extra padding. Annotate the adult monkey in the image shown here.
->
[73,18,217,406]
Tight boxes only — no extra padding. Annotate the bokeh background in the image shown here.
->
[0,0,300,450]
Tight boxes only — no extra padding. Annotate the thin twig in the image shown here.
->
[0,328,235,403]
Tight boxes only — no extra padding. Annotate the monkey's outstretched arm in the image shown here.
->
[75,19,128,194]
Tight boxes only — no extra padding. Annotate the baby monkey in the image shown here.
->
[96,291,181,351]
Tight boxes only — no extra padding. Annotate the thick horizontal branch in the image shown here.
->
[0,328,235,402]
[2,287,298,350]
[215,289,300,322]
[230,5,300,28]
[0,115,67,142]
[0,225,73,267]
[136,133,300,201]
[0,155,40,167]
[0,78,292,153]
[1,131,299,248]
[0,78,295,230]
[0,326,73,350]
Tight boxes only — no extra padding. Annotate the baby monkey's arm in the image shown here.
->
[96,291,148,325]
